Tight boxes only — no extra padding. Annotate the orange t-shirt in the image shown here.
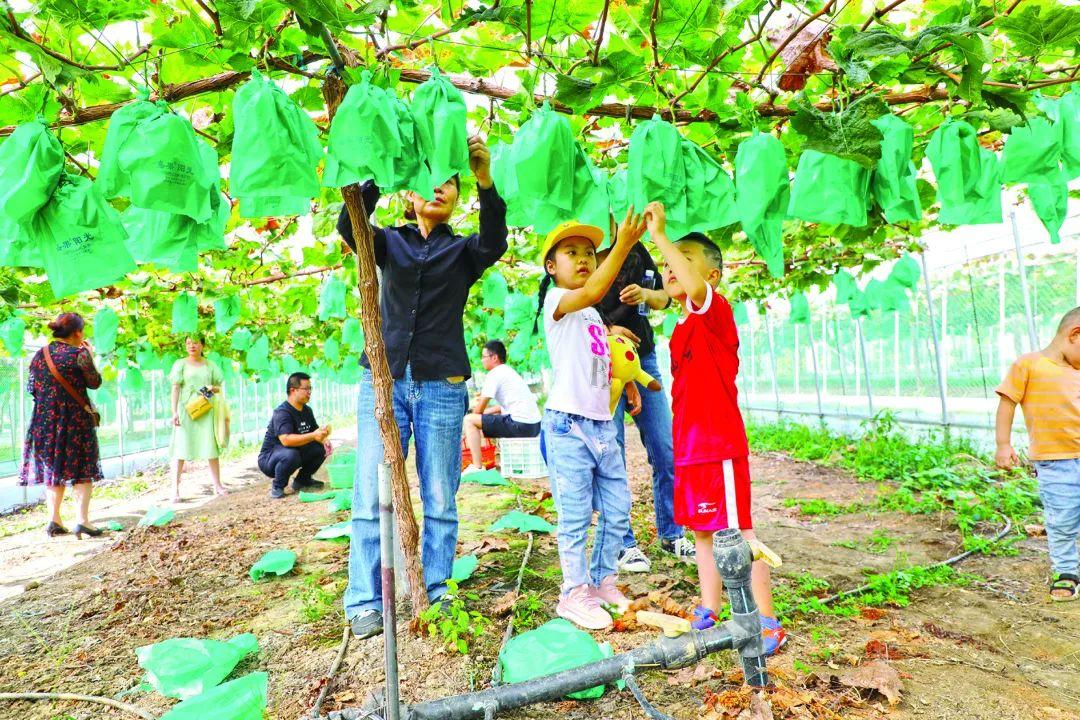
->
[995,352,1080,461]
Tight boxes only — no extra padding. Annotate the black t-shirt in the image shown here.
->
[259,402,319,457]
[597,243,663,357]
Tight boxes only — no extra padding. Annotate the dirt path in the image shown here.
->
[0,436,1077,720]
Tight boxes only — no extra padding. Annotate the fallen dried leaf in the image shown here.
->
[737,691,772,720]
[1024,523,1046,537]
[459,537,510,556]
[838,660,903,705]
[864,639,926,660]
[490,591,518,617]
[859,607,886,620]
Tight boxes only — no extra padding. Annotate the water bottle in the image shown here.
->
[638,270,655,316]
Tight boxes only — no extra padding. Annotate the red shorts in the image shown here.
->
[674,457,753,531]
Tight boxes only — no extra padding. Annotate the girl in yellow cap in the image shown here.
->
[534,209,647,630]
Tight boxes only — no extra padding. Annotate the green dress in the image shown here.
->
[170,359,223,461]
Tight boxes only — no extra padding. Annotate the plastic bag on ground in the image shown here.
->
[451,554,478,583]
[137,634,259,700]
[171,293,198,335]
[314,520,351,542]
[215,295,241,333]
[926,120,1002,225]
[139,506,175,527]
[0,315,26,356]
[462,469,509,486]
[29,174,136,299]
[1000,117,1062,185]
[0,119,64,223]
[499,619,613,699]
[249,549,296,581]
[318,274,347,321]
[299,490,338,502]
[232,70,322,218]
[489,510,556,534]
[158,671,267,720]
[787,150,871,227]
[870,114,922,224]
[735,131,788,278]
[410,67,470,189]
[330,492,352,512]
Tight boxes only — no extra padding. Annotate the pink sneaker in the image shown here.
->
[557,585,612,630]
[595,576,631,615]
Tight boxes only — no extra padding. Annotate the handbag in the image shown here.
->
[186,387,214,421]
[213,394,231,449]
[43,344,101,427]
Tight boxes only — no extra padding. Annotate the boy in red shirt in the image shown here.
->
[643,201,785,654]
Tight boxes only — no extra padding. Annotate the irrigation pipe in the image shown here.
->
[0,692,156,720]
[310,624,352,719]
[819,518,1014,606]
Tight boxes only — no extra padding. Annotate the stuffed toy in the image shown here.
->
[609,335,661,412]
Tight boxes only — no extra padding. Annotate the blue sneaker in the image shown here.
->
[761,616,787,656]
[691,605,718,630]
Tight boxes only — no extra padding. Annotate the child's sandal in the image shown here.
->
[1050,573,1079,602]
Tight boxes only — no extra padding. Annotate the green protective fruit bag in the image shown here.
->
[139,506,175,527]
[230,327,253,352]
[314,520,351,541]
[318,274,347,321]
[888,254,921,289]
[410,67,470,189]
[94,307,119,354]
[98,95,159,199]
[788,150,871,227]
[298,490,337,503]
[249,549,296,581]
[245,334,269,372]
[0,119,64,223]
[508,329,533,365]
[158,671,267,720]
[383,87,432,194]
[324,71,401,189]
[461,468,509,486]
[1056,91,1080,180]
[483,270,508,310]
[281,354,302,375]
[451,554,478,583]
[171,293,198,335]
[0,214,43,267]
[330,492,352,512]
[499,619,614,700]
[341,317,364,352]
[118,102,215,222]
[1029,179,1067,244]
[123,364,146,393]
[789,292,811,325]
[188,140,229,252]
[607,168,630,220]
[847,288,870,318]
[833,269,858,304]
[504,293,534,331]
[489,510,556,534]
[137,634,259,700]
[323,335,341,364]
[122,206,199,272]
[926,120,1002,225]
[732,301,749,325]
[214,295,241,333]
[484,312,504,340]
[30,174,136,299]
[879,277,909,313]
[0,315,26,356]
[870,114,922,224]
[680,138,739,233]
[628,115,688,229]
[735,131,789,279]
[1000,117,1062,185]
[232,70,322,218]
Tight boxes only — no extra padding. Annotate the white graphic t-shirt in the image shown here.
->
[543,287,612,421]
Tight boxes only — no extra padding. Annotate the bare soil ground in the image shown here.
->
[0,434,1077,720]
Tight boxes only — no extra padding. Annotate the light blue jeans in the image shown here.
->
[1034,458,1080,576]
[612,350,683,546]
[344,366,468,617]
[544,410,631,592]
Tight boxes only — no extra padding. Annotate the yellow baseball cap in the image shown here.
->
[539,221,605,261]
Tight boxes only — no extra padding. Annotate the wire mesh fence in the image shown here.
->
[0,354,357,512]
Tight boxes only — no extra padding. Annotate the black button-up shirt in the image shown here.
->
[337,181,508,381]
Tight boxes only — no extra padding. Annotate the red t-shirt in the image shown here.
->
[669,284,749,467]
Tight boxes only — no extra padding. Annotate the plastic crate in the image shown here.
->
[498,437,547,479]
[461,438,498,471]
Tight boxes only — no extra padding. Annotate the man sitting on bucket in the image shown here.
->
[462,340,542,474]
[257,372,332,499]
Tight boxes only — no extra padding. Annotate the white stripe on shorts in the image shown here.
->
[722,458,740,529]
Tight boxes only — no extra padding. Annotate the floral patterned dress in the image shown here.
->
[20,341,103,487]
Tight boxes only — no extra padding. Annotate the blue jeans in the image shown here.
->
[544,410,631,592]
[613,350,682,546]
[1034,458,1080,576]
[344,366,468,617]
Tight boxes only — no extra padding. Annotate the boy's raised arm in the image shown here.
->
[643,202,708,309]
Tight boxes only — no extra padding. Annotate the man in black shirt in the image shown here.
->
[597,242,696,572]
[257,372,331,499]
[337,135,508,639]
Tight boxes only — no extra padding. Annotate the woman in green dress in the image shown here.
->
[169,335,226,502]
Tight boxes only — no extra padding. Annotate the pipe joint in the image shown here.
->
[711,530,753,589]
[728,612,765,658]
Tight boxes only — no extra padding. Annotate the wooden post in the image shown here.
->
[322,71,428,620]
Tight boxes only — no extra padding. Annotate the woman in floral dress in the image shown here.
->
[169,335,226,502]
[20,313,104,539]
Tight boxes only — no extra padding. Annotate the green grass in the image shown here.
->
[783,497,864,516]
[834,529,898,555]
